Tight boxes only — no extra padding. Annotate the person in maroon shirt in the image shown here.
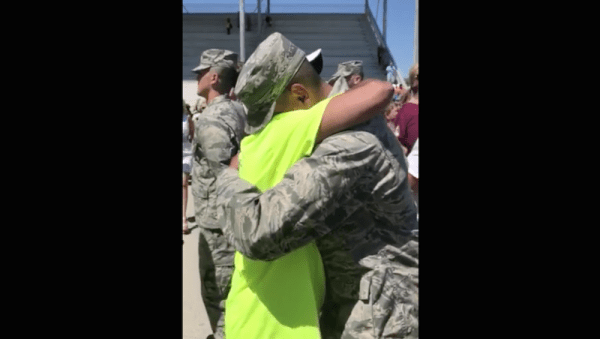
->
[393,63,419,154]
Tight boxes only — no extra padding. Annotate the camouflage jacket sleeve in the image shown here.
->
[216,130,404,261]
[195,99,246,176]
[195,115,240,176]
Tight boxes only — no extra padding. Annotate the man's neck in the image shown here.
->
[321,81,333,99]
[206,89,225,104]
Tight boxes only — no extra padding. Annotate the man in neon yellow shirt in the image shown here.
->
[223,32,395,339]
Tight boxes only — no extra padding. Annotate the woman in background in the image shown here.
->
[393,63,419,154]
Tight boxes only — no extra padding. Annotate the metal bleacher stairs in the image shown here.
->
[182,12,389,105]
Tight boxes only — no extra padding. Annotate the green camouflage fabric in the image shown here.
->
[193,49,239,74]
[327,60,364,97]
[327,75,348,98]
[215,117,418,338]
[192,94,247,230]
[190,97,208,153]
[328,60,363,83]
[234,32,307,135]
[199,227,235,339]
[192,94,246,339]
[338,245,418,339]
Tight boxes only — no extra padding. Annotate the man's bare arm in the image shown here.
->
[316,79,394,143]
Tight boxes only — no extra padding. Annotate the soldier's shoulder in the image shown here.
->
[202,100,227,116]
[224,99,246,113]
[204,98,243,116]
[225,100,246,115]
[219,100,247,125]
[314,130,384,156]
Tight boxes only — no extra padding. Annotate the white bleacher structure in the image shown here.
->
[182,4,398,107]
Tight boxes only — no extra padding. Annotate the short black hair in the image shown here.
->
[213,67,239,93]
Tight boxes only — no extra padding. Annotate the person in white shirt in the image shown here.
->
[406,138,419,209]
[182,100,194,234]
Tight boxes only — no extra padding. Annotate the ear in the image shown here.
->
[289,83,310,106]
[209,71,219,86]
[350,74,362,85]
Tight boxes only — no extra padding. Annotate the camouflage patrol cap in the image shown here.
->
[192,49,239,73]
[234,32,306,134]
[328,60,364,84]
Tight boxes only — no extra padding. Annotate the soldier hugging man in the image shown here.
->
[216,32,419,339]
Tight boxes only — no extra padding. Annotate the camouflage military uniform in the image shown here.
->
[189,97,207,161]
[216,120,418,338]
[191,49,246,339]
[323,61,417,339]
[217,33,418,339]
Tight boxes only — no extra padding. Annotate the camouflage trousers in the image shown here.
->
[198,227,235,339]
[321,246,419,338]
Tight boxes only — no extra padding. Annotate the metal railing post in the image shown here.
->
[414,0,418,63]
[258,0,262,34]
[239,0,245,62]
[382,0,387,42]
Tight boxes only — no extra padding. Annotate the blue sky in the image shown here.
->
[372,0,417,80]
[183,0,417,78]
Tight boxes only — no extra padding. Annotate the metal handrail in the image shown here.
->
[182,1,364,14]
[364,2,407,87]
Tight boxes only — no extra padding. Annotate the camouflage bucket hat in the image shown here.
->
[328,60,363,84]
[192,49,238,73]
[234,32,306,134]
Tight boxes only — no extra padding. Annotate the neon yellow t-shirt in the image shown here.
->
[225,96,337,339]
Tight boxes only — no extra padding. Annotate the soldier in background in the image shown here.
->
[327,59,409,159]
[216,39,419,338]
[191,49,246,339]
[327,60,364,96]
